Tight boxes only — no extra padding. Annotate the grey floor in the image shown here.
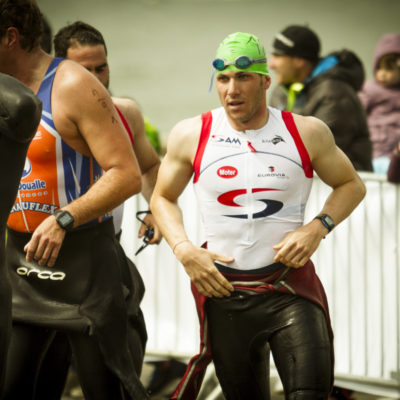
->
[61,361,391,400]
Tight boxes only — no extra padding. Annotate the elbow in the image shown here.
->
[123,168,142,198]
[357,176,367,202]
[130,175,142,197]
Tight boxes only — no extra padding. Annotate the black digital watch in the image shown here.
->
[54,210,74,232]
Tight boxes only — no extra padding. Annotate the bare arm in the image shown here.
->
[25,61,142,266]
[150,116,234,298]
[113,97,161,243]
[273,115,366,267]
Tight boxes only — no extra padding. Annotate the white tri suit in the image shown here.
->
[171,107,334,400]
[3,58,148,400]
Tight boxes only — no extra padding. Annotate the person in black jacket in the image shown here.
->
[268,25,373,171]
[0,72,41,392]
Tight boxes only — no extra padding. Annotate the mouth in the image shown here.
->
[227,100,245,110]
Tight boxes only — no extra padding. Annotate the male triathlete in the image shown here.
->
[150,32,366,400]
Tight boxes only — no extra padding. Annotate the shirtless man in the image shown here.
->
[54,20,161,241]
[0,1,148,398]
[150,32,366,400]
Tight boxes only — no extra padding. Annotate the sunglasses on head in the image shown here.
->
[212,55,267,71]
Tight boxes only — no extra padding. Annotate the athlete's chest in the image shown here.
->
[198,129,302,191]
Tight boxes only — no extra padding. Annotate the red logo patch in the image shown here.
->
[217,166,238,179]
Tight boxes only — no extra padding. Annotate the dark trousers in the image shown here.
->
[205,291,332,400]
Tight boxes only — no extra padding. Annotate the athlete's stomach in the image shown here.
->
[204,217,302,270]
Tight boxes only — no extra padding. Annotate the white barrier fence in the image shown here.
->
[120,172,400,398]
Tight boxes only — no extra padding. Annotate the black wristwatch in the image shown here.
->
[314,214,335,232]
[54,210,74,232]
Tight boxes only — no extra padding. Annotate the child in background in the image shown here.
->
[359,33,400,174]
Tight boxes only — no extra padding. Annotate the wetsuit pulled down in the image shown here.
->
[0,73,41,390]
[206,281,331,400]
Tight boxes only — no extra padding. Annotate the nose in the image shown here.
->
[227,78,240,96]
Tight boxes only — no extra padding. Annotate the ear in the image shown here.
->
[3,27,19,49]
[293,57,307,69]
[263,74,271,90]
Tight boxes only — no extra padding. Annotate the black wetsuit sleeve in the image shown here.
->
[0,72,42,143]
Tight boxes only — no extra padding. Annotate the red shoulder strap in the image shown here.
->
[193,111,212,183]
[281,110,313,178]
[115,105,134,145]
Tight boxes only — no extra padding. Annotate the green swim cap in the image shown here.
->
[214,32,269,76]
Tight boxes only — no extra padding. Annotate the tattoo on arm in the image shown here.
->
[91,89,118,124]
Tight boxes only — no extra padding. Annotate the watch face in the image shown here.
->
[59,213,72,225]
[322,214,334,229]
[324,215,334,226]
[56,211,74,230]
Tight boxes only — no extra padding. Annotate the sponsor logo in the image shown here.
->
[211,135,241,147]
[19,179,47,191]
[22,158,32,178]
[257,166,288,179]
[10,202,58,215]
[217,188,284,219]
[262,135,286,145]
[217,166,238,178]
[16,266,66,281]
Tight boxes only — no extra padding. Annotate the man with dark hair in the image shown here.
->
[0,0,148,398]
[0,72,41,392]
[150,31,366,400]
[54,20,108,59]
[269,25,373,171]
[35,20,163,399]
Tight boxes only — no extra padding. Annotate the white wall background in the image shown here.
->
[38,0,400,146]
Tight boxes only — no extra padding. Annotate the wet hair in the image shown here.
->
[0,0,43,51]
[377,53,400,70]
[54,21,107,58]
[40,14,52,53]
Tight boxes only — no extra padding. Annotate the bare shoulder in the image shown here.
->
[51,59,124,154]
[53,59,105,94]
[167,115,202,163]
[292,113,335,162]
[112,96,143,132]
[112,96,142,119]
[52,59,113,118]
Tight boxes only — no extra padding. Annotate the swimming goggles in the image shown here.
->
[212,56,267,71]
[134,210,154,256]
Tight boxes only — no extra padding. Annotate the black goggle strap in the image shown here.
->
[135,210,154,256]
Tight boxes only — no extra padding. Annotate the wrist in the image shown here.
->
[54,209,75,232]
[313,213,335,232]
[172,239,191,254]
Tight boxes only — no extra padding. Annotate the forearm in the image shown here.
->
[63,167,141,227]
[150,194,188,251]
[140,163,160,204]
[316,177,366,226]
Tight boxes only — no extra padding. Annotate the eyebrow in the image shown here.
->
[95,63,108,70]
